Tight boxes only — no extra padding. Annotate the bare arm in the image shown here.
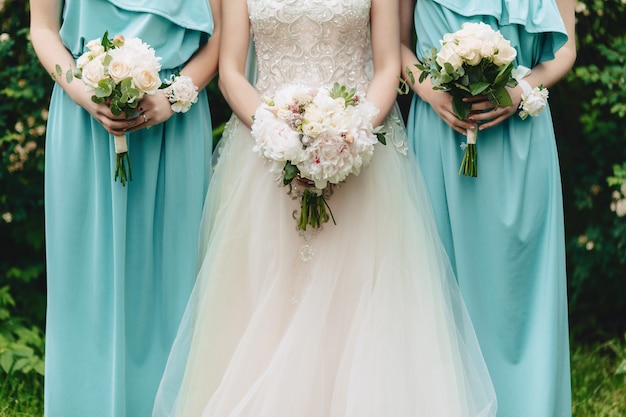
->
[217,0,260,129]
[135,0,223,130]
[399,0,577,133]
[30,0,223,133]
[368,0,401,127]
[399,0,475,135]
[178,0,222,90]
[463,0,577,130]
[517,0,577,90]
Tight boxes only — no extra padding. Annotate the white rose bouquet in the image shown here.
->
[251,83,386,230]
[411,22,518,177]
[59,31,162,185]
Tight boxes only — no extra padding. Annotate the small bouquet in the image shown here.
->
[58,31,162,185]
[251,83,385,230]
[411,22,518,177]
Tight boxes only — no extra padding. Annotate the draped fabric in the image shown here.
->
[152,1,497,416]
[43,1,214,416]
[406,1,571,416]
[60,0,212,68]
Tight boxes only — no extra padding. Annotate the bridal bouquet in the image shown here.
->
[59,31,162,185]
[412,22,518,177]
[251,83,385,230]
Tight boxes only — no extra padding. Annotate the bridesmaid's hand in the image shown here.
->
[65,81,143,136]
[126,92,175,133]
[416,77,477,136]
[464,85,524,131]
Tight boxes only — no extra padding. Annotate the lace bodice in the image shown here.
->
[248,0,371,95]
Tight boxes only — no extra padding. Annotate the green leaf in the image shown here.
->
[283,162,299,185]
[12,357,29,373]
[110,102,122,116]
[376,131,386,145]
[493,61,515,87]
[0,352,13,374]
[452,95,471,120]
[490,86,513,107]
[469,82,491,96]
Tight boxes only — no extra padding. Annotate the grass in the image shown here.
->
[571,335,626,417]
[0,373,42,417]
[0,337,624,417]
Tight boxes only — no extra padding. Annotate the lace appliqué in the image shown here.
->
[248,0,371,96]
[384,104,409,156]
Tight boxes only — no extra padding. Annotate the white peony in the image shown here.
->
[164,75,199,113]
[252,106,302,165]
[519,86,549,119]
[116,38,161,73]
[251,84,381,190]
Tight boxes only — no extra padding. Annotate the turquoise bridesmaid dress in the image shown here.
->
[43,1,214,416]
[406,1,571,416]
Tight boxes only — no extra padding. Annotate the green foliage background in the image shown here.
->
[0,0,625,391]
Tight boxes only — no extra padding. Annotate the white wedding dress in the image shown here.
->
[152,1,497,416]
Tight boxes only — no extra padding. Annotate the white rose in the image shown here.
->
[302,119,325,138]
[493,38,517,66]
[456,38,483,65]
[132,67,161,95]
[454,24,478,41]
[479,41,497,60]
[436,42,463,72]
[305,102,325,120]
[108,57,133,83]
[276,107,294,122]
[80,59,106,91]
[441,33,455,45]
[86,39,105,56]
[76,52,91,69]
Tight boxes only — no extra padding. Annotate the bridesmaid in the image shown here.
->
[29,0,220,416]
[400,0,576,416]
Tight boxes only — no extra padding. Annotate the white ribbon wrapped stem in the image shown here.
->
[114,134,128,154]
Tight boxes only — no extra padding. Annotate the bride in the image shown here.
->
[153,0,497,416]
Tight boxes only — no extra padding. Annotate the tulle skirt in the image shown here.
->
[152,109,497,417]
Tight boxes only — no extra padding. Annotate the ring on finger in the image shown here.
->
[142,114,148,124]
